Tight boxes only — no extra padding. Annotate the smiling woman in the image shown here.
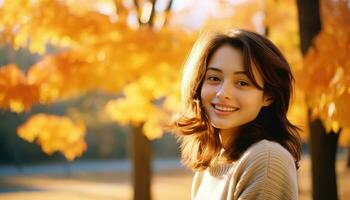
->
[171,29,301,200]
[201,45,272,148]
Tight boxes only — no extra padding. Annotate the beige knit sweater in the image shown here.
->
[191,140,298,200]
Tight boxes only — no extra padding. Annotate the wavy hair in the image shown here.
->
[172,29,301,171]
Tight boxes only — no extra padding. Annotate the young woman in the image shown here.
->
[172,29,301,200]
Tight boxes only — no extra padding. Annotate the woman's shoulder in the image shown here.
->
[237,139,295,170]
[246,139,293,158]
[230,142,298,199]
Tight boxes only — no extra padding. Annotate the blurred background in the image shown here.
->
[0,0,349,199]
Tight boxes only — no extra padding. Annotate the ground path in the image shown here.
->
[0,156,349,200]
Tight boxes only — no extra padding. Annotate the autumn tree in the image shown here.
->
[297,0,350,199]
[0,0,252,199]
[0,0,193,199]
[2,1,349,199]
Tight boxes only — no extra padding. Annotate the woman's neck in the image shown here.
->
[219,128,238,150]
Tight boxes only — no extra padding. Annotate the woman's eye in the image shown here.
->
[236,80,250,86]
[207,76,221,82]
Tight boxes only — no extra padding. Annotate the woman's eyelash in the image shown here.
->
[207,76,221,81]
[236,80,250,86]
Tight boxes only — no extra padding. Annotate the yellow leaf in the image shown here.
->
[17,114,87,161]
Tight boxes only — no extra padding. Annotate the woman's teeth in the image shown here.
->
[214,105,238,112]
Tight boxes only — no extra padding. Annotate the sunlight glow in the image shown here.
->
[97,52,106,61]
[127,11,140,30]
[328,102,336,117]
[140,1,153,24]
[252,11,265,34]
[96,1,116,15]
[329,67,344,86]
[109,14,119,23]
[153,13,167,31]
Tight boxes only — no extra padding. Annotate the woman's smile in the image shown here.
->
[211,103,239,116]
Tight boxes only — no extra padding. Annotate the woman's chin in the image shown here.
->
[211,122,238,131]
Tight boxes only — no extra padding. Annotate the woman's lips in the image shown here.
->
[211,103,239,116]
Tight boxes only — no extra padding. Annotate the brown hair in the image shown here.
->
[172,29,301,171]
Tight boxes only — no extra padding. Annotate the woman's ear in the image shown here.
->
[263,95,274,107]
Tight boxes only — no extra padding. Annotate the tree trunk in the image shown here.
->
[297,0,340,199]
[309,118,339,200]
[347,145,350,168]
[131,124,152,200]
[296,0,322,55]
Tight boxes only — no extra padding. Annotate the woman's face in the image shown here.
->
[200,44,271,134]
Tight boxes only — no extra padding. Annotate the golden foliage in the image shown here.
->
[0,0,119,53]
[300,0,350,144]
[104,69,181,140]
[265,0,302,67]
[0,24,193,104]
[3,0,349,151]
[0,0,306,143]
[0,0,196,156]
[17,114,87,160]
[198,0,260,31]
[0,64,39,112]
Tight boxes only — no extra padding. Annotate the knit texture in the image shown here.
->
[191,140,298,200]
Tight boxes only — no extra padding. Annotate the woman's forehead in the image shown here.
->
[206,45,264,85]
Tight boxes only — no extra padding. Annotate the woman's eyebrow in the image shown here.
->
[207,67,247,75]
[206,67,222,72]
[233,71,248,75]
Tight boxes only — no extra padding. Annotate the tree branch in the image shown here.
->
[162,0,173,26]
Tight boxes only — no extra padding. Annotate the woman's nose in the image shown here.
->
[216,82,232,100]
